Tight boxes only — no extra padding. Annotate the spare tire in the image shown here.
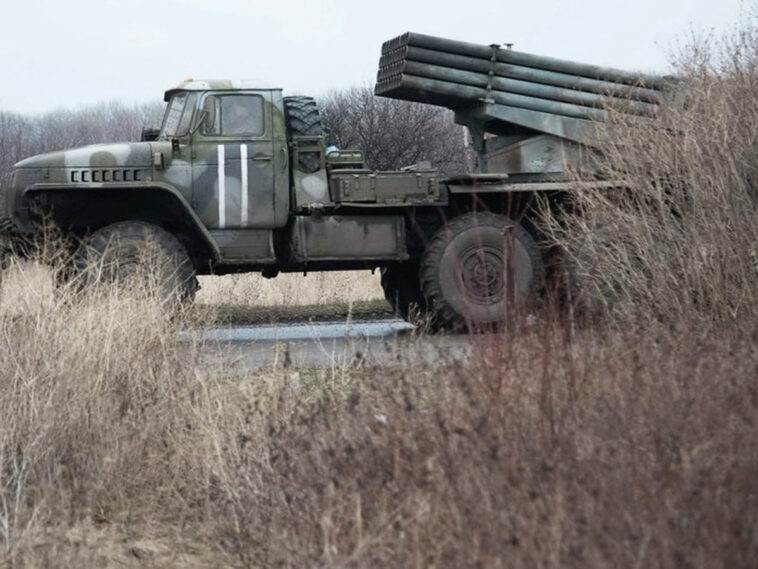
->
[283,96,324,173]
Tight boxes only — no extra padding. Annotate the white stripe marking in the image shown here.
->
[240,144,248,227]
[217,144,226,228]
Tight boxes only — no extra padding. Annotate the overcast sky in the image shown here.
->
[0,0,750,115]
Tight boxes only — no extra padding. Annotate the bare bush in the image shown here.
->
[321,84,474,173]
[207,325,758,568]
[549,27,758,327]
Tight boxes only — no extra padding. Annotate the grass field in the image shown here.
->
[196,270,388,324]
[1,20,758,569]
[0,259,755,567]
[197,270,384,308]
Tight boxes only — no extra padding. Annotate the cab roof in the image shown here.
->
[163,79,280,101]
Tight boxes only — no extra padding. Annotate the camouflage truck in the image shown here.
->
[0,34,672,331]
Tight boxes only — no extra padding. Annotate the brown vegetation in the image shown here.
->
[0,22,757,569]
[0,257,756,567]
[548,27,758,328]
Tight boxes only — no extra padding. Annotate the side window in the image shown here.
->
[161,92,199,137]
[202,94,265,137]
[176,92,198,136]
[161,93,186,136]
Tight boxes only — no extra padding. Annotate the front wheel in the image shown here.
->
[420,213,544,332]
[75,221,198,303]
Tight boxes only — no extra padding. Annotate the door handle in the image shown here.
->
[253,154,273,161]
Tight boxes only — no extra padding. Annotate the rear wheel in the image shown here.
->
[420,212,543,332]
[76,221,198,303]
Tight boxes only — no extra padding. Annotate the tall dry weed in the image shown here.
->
[0,253,223,565]
[203,324,758,568]
[0,247,756,567]
[551,24,758,327]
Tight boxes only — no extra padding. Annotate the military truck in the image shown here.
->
[0,34,671,331]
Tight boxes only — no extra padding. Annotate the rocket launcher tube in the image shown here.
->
[377,60,658,116]
[375,74,609,121]
[382,32,667,89]
[379,46,664,104]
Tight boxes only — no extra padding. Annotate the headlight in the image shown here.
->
[6,168,42,221]
[13,168,42,190]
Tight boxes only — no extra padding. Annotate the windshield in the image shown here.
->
[160,92,198,138]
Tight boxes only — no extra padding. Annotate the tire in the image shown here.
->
[76,221,198,303]
[0,217,14,233]
[0,218,15,272]
[420,212,544,332]
[283,96,324,173]
[380,262,427,323]
[0,236,10,274]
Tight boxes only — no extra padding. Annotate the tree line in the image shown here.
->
[0,101,164,189]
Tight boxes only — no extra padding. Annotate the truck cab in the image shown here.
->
[157,81,290,231]
[2,80,441,275]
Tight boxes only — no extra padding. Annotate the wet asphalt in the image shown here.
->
[183,318,472,371]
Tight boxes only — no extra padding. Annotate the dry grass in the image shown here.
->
[210,325,758,568]
[196,271,384,307]
[0,258,220,565]
[194,271,386,325]
[546,25,758,328]
[1,257,755,567]
[1,19,757,569]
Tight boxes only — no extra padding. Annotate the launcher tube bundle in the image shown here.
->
[375,32,674,173]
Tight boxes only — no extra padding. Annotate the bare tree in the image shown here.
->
[0,111,28,190]
[0,101,164,192]
[320,85,473,174]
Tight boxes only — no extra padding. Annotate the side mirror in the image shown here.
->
[141,127,160,142]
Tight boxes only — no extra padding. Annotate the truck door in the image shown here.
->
[191,91,276,229]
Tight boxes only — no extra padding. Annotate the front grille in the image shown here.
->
[70,169,142,183]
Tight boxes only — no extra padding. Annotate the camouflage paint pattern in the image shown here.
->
[188,88,289,229]
[0,79,440,269]
[5,83,289,236]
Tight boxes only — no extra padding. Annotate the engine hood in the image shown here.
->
[14,142,153,169]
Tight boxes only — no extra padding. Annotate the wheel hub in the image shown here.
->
[461,247,505,303]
